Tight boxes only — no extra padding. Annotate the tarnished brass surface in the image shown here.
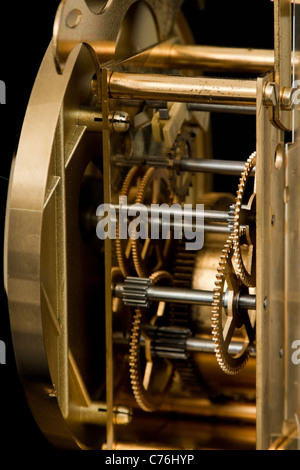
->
[108,72,257,106]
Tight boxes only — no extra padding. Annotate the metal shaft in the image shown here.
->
[145,101,256,115]
[187,102,256,115]
[185,337,256,356]
[114,283,256,310]
[83,206,232,238]
[108,204,231,234]
[113,332,256,357]
[114,155,256,175]
[95,43,276,74]
[108,72,257,107]
[174,158,256,176]
[146,44,275,73]
[111,204,229,223]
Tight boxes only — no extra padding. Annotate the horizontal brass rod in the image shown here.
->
[144,44,276,73]
[95,42,277,73]
[108,72,257,106]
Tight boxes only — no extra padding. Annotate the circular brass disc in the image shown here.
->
[5,41,108,449]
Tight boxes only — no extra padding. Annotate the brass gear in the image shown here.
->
[211,236,256,375]
[131,167,173,278]
[168,240,206,394]
[129,270,173,412]
[115,165,144,278]
[171,131,193,202]
[232,151,257,288]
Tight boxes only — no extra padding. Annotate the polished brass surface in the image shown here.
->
[140,44,276,73]
[3,0,300,452]
[91,42,278,73]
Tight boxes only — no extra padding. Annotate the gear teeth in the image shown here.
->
[231,151,257,288]
[211,235,253,375]
[129,307,157,412]
[123,277,152,308]
[128,271,172,413]
[227,204,236,233]
[170,131,193,201]
[115,166,141,278]
[131,167,155,278]
[131,167,172,278]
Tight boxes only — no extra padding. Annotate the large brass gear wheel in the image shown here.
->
[115,165,145,278]
[131,167,173,278]
[231,151,257,288]
[129,270,173,412]
[170,131,194,202]
[211,236,256,375]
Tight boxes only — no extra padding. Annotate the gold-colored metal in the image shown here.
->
[142,44,276,73]
[131,167,173,278]
[77,106,130,133]
[273,0,293,130]
[5,43,92,449]
[211,236,255,375]
[92,42,278,73]
[256,72,286,450]
[108,72,257,107]
[129,271,173,413]
[232,152,257,288]
[53,0,183,73]
[4,0,300,452]
[115,166,144,278]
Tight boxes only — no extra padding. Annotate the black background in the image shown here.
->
[0,0,274,456]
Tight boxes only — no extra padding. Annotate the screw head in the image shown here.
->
[263,82,279,107]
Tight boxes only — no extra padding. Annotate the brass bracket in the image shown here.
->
[263,0,298,130]
[271,0,293,130]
